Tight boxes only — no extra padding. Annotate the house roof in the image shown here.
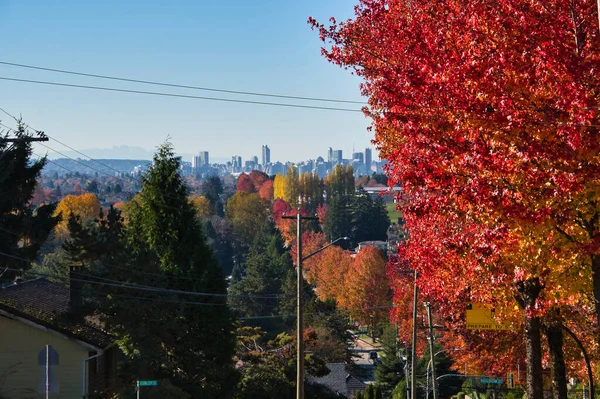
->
[307,363,366,396]
[0,278,114,349]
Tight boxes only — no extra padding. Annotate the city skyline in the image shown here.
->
[1,1,373,162]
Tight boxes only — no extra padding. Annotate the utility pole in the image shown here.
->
[411,270,418,399]
[282,210,318,399]
[426,302,438,399]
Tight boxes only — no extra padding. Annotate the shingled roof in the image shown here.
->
[308,363,366,397]
[0,278,114,349]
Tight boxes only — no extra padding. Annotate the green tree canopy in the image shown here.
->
[0,124,59,279]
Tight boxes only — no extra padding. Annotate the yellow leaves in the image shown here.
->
[273,174,285,200]
[53,193,101,238]
[190,195,213,217]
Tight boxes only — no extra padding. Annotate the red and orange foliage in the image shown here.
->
[236,171,271,195]
[312,0,600,390]
[258,179,274,201]
[236,173,256,194]
[339,247,390,324]
[248,170,269,190]
[274,202,312,244]
[290,231,328,276]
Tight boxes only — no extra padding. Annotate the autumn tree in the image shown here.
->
[236,173,257,194]
[0,124,59,278]
[312,1,600,397]
[283,165,300,207]
[53,193,101,238]
[339,246,390,324]
[259,179,274,201]
[273,173,286,200]
[190,195,213,217]
[225,191,272,250]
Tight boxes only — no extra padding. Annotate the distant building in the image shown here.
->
[327,147,333,163]
[333,150,343,164]
[232,155,242,172]
[252,155,258,165]
[352,152,364,163]
[199,151,209,166]
[262,145,271,165]
[365,148,372,174]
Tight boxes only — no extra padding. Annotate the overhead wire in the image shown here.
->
[0,76,364,113]
[0,224,291,297]
[0,60,367,105]
[0,255,286,300]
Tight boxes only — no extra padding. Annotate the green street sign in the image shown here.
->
[481,378,503,385]
[138,380,158,387]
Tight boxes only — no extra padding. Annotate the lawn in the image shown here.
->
[386,202,402,223]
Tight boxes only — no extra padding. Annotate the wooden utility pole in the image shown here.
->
[282,210,318,399]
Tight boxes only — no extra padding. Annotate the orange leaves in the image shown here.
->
[306,245,390,324]
[53,193,101,238]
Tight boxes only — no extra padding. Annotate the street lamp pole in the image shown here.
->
[283,210,348,399]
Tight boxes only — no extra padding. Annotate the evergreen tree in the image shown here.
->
[107,142,236,398]
[202,175,224,216]
[323,195,351,245]
[350,190,390,246]
[228,232,293,334]
[375,324,404,397]
[0,124,59,279]
[366,384,375,399]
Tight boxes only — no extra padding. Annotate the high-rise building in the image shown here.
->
[364,148,372,174]
[232,155,242,172]
[192,156,200,169]
[252,156,259,165]
[199,151,209,166]
[327,147,333,163]
[262,145,271,165]
[333,150,343,164]
[352,152,364,163]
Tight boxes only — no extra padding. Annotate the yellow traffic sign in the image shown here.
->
[466,304,511,330]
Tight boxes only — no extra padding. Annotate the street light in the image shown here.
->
[283,210,349,399]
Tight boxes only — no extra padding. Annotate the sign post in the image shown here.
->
[136,380,158,398]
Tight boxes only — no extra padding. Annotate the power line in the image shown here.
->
[0,254,283,300]
[0,223,290,292]
[0,76,364,113]
[0,60,367,105]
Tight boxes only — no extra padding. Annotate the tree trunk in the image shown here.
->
[545,321,567,399]
[591,254,600,347]
[516,277,544,399]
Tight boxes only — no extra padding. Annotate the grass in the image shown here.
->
[386,202,402,223]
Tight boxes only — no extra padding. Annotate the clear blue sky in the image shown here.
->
[0,0,374,163]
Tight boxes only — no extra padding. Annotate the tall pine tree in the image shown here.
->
[107,142,236,398]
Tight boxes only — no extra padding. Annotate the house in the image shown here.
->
[308,363,366,398]
[0,269,117,398]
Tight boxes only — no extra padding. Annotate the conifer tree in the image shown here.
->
[108,142,236,398]
[0,124,59,279]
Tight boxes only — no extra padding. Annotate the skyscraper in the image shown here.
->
[333,150,343,164]
[262,145,271,165]
[327,147,333,163]
[364,148,372,174]
[199,151,209,166]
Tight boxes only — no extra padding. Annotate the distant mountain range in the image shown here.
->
[45,145,229,164]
